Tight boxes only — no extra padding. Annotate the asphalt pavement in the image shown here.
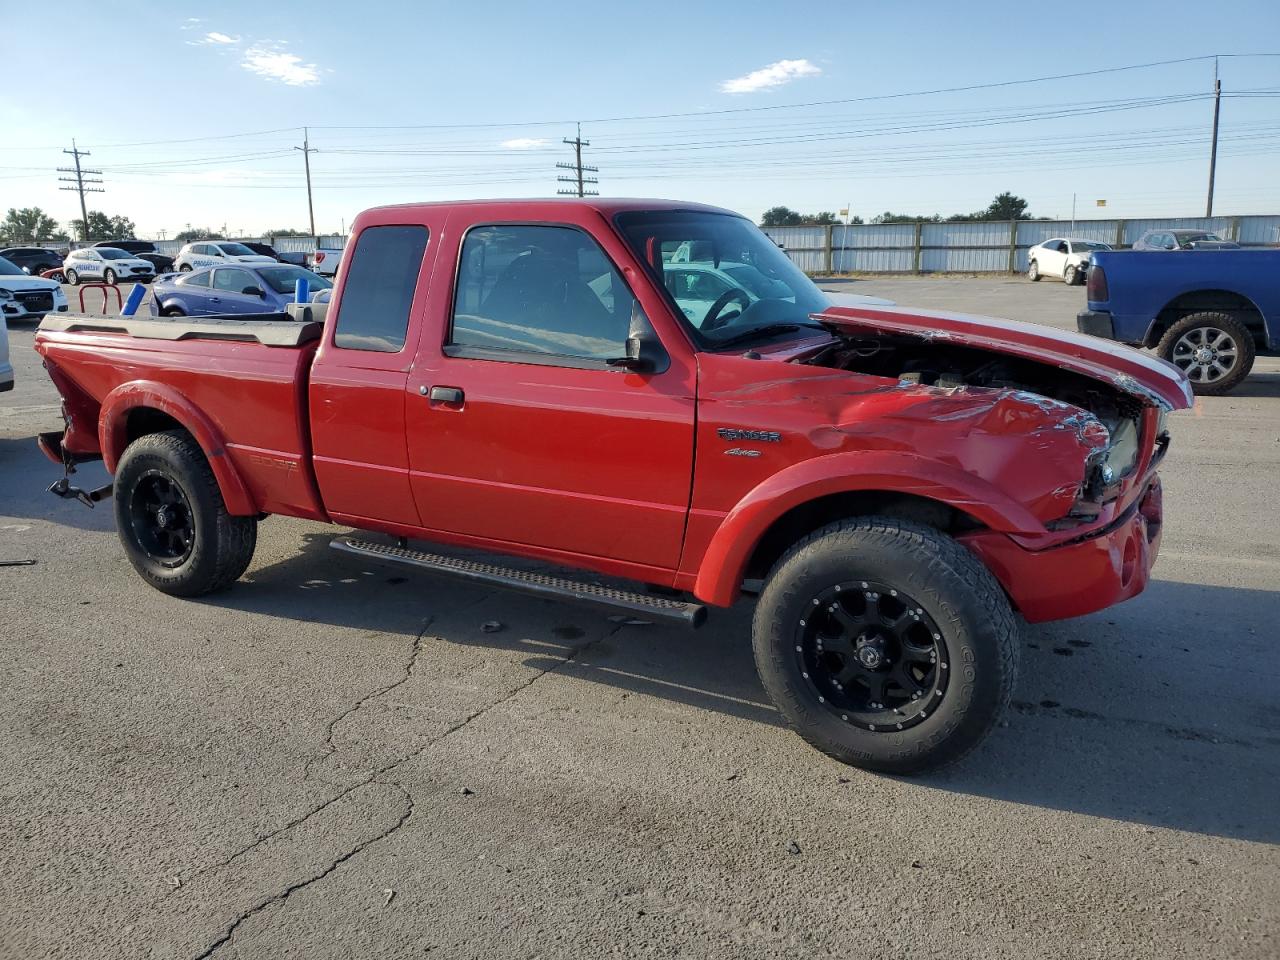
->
[1,276,1277,959]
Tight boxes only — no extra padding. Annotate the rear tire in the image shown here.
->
[161,305,186,317]
[1156,311,1255,396]
[179,263,192,272]
[113,430,257,597]
[1027,260,1041,281]
[752,518,1018,774]
[66,268,79,285]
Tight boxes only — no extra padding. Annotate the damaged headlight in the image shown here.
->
[1081,416,1141,503]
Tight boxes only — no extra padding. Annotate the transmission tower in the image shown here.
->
[556,124,598,197]
[57,140,104,240]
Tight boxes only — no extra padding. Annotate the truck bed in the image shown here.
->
[35,311,327,520]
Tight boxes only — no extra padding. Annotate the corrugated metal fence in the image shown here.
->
[763,215,1280,274]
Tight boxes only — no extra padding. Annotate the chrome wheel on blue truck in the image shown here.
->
[1156,311,1255,397]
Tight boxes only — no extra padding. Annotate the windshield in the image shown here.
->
[98,248,134,260]
[217,242,257,256]
[0,256,24,276]
[616,210,829,346]
[1072,241,1111,252]
[256,265,332,295]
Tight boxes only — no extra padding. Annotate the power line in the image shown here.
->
[556,124,598,197]
[57,140,103,240]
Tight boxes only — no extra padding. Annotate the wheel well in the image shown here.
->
[743,491,983,582]
[125,407,186,445]
[1150,290,1265,347]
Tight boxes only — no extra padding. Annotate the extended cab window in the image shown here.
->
[332,225,429,352]
[449,225,633,361]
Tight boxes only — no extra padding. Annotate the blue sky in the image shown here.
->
[2,0,1278,236]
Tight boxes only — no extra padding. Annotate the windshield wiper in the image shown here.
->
[712,322,829,349]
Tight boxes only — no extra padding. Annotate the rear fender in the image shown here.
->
[691,450,1044,607]
[99,381,256,516]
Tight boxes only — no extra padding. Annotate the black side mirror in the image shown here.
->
[607,336,651,372]
[243,286,265,297]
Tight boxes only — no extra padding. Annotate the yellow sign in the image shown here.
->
[839,208,849,216]
[1096,199,1107,207]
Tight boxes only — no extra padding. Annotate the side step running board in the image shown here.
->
[330,537,708,628]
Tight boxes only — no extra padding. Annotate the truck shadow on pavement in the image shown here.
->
[0,438,116,533]
[202,528,1279,846]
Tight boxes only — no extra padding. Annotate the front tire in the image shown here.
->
[103,268,117,285]
[1063,264,1078,286]
[752,518,1018,774]
[1027,260,1040,281]
[1157,311,1255,396]
[113,430,257,597]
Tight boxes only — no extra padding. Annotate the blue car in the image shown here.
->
[151,263,332,318]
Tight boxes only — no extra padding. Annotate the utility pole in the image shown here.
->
[295,127,317,236]
[1206,57,1222,217]
[557,124,598,198]
[57,140,103,241]
[1071,193,1077,232]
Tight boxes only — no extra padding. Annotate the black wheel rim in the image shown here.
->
[128,470,195,567]
[794,580,949,732]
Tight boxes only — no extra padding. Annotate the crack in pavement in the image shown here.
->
[299,615,436,785]
[186,621,623,959]
[191,780,414,960]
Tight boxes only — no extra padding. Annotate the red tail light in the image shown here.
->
[1086,264,1108,302]
[315,251,326,264]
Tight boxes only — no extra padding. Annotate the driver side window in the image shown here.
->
[449,225,635,363]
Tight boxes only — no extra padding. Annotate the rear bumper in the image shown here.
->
[959,477,1164,624]
[1076,309,1115,340]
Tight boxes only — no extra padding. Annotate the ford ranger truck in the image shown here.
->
[34,200,1193,774]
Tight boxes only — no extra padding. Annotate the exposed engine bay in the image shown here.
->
[803,332,1155,507]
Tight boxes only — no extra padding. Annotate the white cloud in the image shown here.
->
[720,59,821,94]
[179,17,203,30]
[501,138,550,150]
[202,31,241,44]
[241,46,321,86]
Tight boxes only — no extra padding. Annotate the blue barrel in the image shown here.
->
[293,276,310,305]
[121,283,147,317]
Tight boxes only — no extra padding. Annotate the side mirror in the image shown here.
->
[243,285,265,297]
[606,336,651,372]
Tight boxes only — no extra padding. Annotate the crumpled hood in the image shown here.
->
[814,304,1194,410]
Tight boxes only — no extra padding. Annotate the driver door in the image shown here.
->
[405,214,697,574]
[209,268,265,314]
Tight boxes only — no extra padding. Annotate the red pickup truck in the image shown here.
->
[34,199,1192,773]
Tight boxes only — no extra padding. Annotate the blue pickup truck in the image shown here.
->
[1078,249,1279,395]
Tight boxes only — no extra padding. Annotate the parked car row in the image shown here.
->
[1029,230,1243,285]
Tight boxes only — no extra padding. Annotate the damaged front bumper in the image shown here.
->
[959,476,1164,623]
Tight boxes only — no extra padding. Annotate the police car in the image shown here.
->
[173,241,278,272]
[62,247,156,285]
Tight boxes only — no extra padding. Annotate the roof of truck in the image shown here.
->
[360,198,740,218]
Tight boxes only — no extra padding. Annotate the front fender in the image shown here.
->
[691,450,1044,607]
[98,380,256,516]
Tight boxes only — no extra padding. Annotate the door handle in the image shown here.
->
[424,385,464,404]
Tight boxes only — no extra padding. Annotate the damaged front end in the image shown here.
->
[802,305,1190,533]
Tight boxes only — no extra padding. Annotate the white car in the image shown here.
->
[1027,237,1113,285]
[63,247,156,286]
[309,246,344,278]
[174,241,277,272]
[1,253,69,322]
[0,311,12,393]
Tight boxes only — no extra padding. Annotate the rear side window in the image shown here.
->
[332,225,429,352]
[178,270,212,287]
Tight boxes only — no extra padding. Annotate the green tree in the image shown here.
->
[2,207,66,243]
[871,212,941,224]
[68,211,137,241]
[808,211,839,225]
[948,192,1034,222]
[264,227,309,238]
[760,206,804,227]
[174,228,225,242]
